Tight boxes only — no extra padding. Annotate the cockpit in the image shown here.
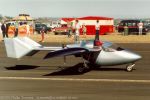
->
[67,40,124,52]
[102,42,124,52]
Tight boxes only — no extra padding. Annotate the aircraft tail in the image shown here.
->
[4,37,41,59]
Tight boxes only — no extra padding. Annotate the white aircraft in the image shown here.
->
[4,37,141,73]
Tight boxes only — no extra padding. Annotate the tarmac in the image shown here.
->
[0,42,150,100]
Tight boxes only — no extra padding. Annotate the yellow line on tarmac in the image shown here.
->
[0,77,150,83]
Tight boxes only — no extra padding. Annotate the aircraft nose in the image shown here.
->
[127,51,142,61]
[132,54,142,61]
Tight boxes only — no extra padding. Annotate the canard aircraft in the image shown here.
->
[4,36,142,73]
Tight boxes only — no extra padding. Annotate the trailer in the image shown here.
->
[61,16,114,35]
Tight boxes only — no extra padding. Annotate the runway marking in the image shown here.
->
[0,77,150,83]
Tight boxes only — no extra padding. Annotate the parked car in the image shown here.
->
[35,23,51,34]
[52,24,68,35]
[144,21,150,32]
[118,20,149,35]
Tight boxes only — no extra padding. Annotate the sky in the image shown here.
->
[0,0,149,18]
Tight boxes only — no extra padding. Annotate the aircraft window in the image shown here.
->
[116,47,124,51]
[103,44,124,52]
[103,47,115,52]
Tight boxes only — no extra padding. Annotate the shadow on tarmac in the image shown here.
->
[5,65,40,70]
[44,63,91,76]
[44,64,126,76]
[4,64,126,76]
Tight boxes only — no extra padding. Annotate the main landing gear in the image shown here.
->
[126,63,135,72]
[77,59,90,73]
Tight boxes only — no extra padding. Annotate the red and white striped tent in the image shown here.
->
[61,16,114,35]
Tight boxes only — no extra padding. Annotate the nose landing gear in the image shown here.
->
[126,63,135,72]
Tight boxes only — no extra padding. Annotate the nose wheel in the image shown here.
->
[126,63,135,72]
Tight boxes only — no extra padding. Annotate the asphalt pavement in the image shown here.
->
[0,42,150,100]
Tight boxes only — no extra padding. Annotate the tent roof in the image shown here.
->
[12,14,34,21]
[61,16,113,22]
[61,18,74,22]
[78,16,113,20]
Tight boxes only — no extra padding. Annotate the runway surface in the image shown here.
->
[0,42,150,100]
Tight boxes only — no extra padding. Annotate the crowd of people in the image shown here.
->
[0,21,32,40]
[0,20,101,43]
[123,21,144,36]
[66,19,100,44]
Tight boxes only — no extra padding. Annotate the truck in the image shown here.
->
[118,20,149,35]
[35,23,51,34]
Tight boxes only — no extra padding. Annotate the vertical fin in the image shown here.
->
[17,37,41,47]
[4,37,34,58]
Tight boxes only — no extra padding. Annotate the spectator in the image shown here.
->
[26,23,30,37]
[138,21,143,35]
[0,22,2,34]
[6,23,11,37]
[14,21,19,37]
[74,20,81,43]
[82,23,87,38]
[1,22,8,40]
[39,27,45,42]
[67,20,72,38]
[124,24,128,36]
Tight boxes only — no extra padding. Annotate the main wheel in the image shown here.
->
[77,66,85,73]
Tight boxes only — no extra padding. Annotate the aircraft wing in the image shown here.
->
[4,37,102,59]
[4,37,89,59]
[44,47,89,59]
